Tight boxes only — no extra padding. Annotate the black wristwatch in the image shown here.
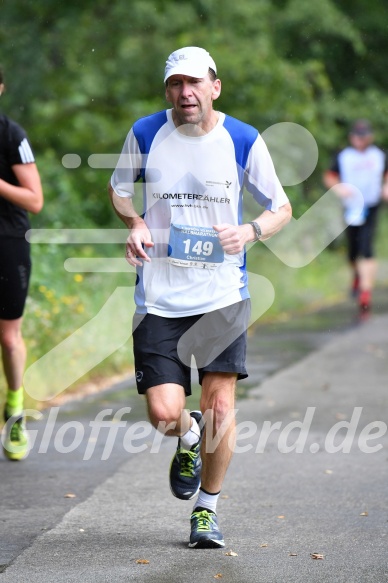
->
[249,221,262,242]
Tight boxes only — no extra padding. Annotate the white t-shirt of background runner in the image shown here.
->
[111,109,289,317]
[332,145,387,225]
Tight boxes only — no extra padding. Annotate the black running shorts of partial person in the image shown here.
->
[132,299,251,396]
[346,204,380,261]
[0,237,32,320]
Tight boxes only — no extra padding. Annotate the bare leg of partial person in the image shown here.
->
[1,318,28,460]
[0,318,26,392]
[199,372,237,494]
[349,260,358,282]
[357,257,377,293]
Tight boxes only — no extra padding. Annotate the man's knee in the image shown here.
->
[147,401,181,429]
[145,384,186,431]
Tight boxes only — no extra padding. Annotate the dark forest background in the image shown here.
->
[2,0,388,227]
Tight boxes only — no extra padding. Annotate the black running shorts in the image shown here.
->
[132,299,250,396]
[0,237,31,320]
[346,204,380,261]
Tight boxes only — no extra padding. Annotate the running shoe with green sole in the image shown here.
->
[169,410,204,500]
[2,408,29,461]
[189,507,225,548]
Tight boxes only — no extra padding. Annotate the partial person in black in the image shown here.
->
[0,67,43,460]
[324,120,388,314]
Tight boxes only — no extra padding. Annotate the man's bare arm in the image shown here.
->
[214,202,292,255]
[108,183,154,265]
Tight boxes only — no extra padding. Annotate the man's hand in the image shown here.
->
[214,204,292,252]
[213,223,253,254]
[323,171,353,198]
[108,185,154,266]
[331,183,355,198]
[125,219,154,266]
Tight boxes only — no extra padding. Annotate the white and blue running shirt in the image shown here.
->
[111,109,289,317]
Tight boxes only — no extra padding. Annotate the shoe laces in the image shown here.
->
[192,510,216,532]
[9,418,24,442]
[179,448,199,477]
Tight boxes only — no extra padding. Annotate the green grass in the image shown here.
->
[2,207,388,411]
[247,242,348,323]
[250,204,388,322]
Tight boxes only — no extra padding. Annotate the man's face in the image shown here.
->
[165,73,221,131]
[349,133,373,151]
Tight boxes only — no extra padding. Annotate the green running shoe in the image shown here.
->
[169,411,204,500]
[2,408,29,461]
[189,508,225,548]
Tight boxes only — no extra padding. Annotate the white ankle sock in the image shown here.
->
[194,488,220,514]
[180,416,200,450]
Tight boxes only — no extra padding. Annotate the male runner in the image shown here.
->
[109,46,291,548]
[324,119,388,313]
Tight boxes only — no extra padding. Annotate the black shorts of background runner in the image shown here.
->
[0,237,31,320]
[132,299,250,396]
[346,204,380,262]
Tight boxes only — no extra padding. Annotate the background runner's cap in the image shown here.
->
[164,47,217,82]
[350,119,373,136]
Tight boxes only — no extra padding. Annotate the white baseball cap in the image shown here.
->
[164,46,217,82]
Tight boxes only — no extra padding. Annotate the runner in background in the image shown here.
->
[0,67,44,460]
[324,120,388,314]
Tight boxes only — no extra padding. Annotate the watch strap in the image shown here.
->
[249,221,262,242]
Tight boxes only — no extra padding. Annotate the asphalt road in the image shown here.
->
[1,301,388,582]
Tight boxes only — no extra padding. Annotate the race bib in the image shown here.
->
[167,224,224,269]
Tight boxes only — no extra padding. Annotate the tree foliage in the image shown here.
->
[1,0,387,226]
